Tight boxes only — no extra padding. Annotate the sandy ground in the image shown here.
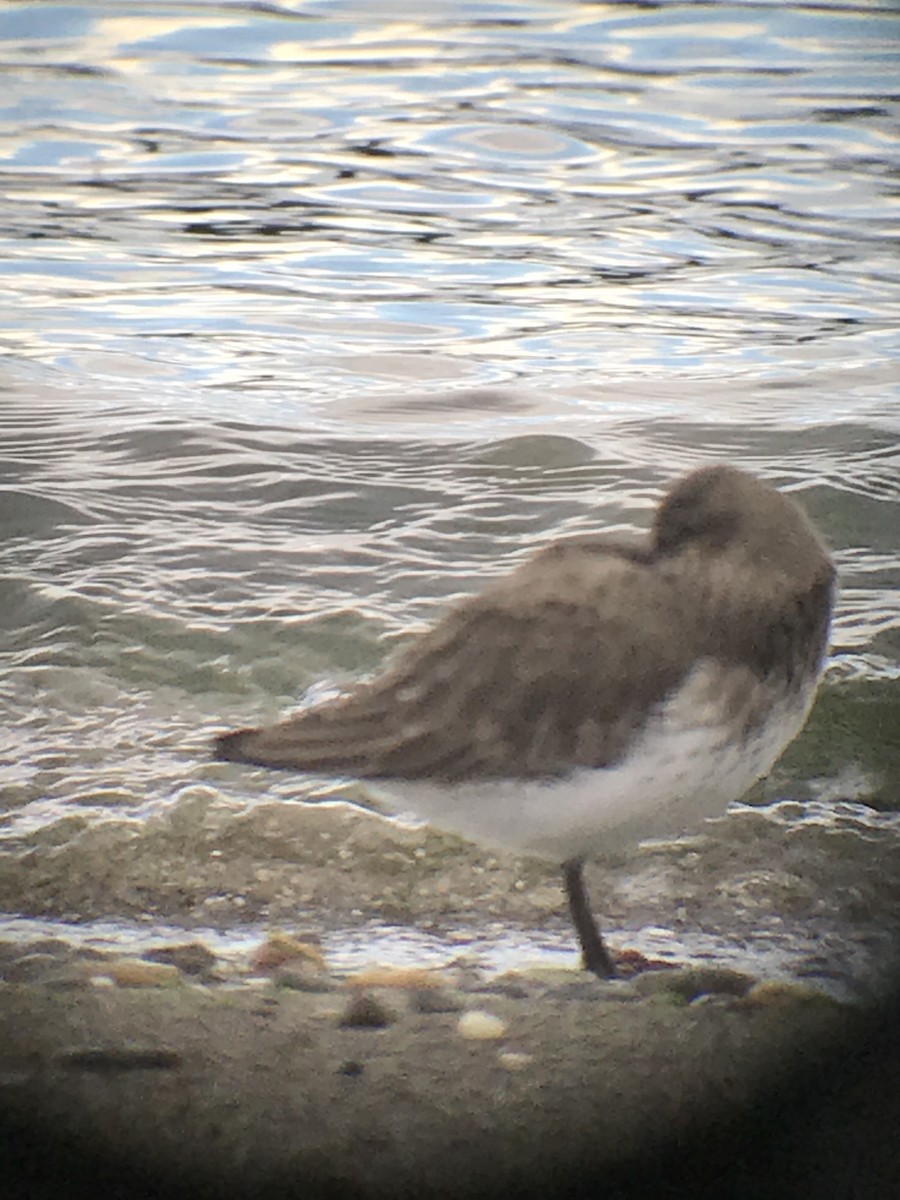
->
[1,766,898,1200]
[2,964,900,1200]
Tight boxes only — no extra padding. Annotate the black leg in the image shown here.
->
[562,858,616,979]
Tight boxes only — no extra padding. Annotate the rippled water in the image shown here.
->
[1,1,899,991]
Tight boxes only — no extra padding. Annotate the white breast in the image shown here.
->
[366,663,818,863]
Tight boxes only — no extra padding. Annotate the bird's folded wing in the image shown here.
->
[215,548,700,781]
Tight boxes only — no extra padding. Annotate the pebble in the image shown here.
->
[343,966,441,991]
[274,964,339,994]
[0,939,70,962]
[497,1051,533,1071]
[689,993,737,1009]
[145,943,219,979]
[1,954,71,985]
[101,959,182,988]
[739,980,833,1008]
[308,1005,343,1022]
[497,966,575,987]
[40,967,94,991]
[253,933,327,973]
[632,967,755,1003]
[336,1059,365,1077]
[457,1010,507,1041]
[339,992,396,1029]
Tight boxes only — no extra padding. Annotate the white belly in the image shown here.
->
[367,669,817,863]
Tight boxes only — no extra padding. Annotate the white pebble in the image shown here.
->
[456,1010,507,1040]
[497,1051,533,1071]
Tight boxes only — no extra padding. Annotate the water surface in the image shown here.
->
[1,0,898,993]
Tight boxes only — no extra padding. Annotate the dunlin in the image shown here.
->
[215,465,834,977]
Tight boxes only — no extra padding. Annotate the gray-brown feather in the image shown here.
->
[215,466,834,783]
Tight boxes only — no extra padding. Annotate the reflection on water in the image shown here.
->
[0,1,898,987]
[2,1,898,418]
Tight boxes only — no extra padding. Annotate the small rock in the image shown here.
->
[145,943,219,979]
[308,1005,343,1022]
[274,964,339,994]
[1,954,68,985]
[72,947,108,962]
[1,938,70,961]
[690,993,737,1009]
[344,966,440,991]
[101,960,182,988]
[498,1051,533,1072]
[337,1060,365,1077]
[40,967,94,992]
[632,967,755,1003]
[611,949,674,978]
[739,980,834,1008]
[457,1010,507,1041]
[339,992,395,1029]
[253,933,327,973]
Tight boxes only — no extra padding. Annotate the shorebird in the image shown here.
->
[215,465,834,977]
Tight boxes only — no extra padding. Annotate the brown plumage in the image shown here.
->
[215,465,833,782]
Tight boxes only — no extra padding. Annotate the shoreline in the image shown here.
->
[2,935,900,1199]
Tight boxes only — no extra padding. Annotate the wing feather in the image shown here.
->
[216,540,699,781]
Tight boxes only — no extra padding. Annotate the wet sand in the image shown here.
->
[2,959,900,1200]
[2,784,898,1199]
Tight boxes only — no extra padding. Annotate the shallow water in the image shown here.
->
[1,0,898,990]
